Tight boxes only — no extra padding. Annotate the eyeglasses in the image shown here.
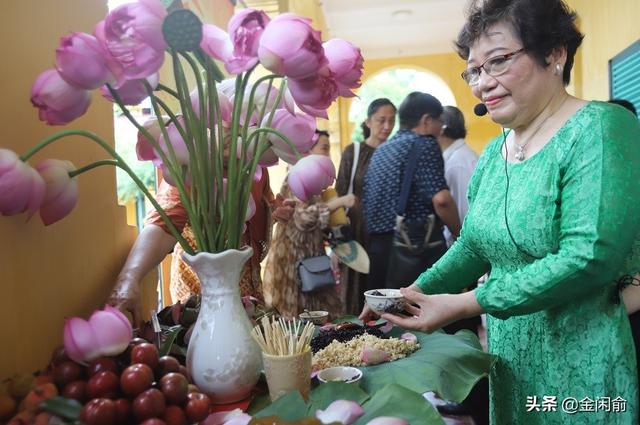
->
[461,48,525,86]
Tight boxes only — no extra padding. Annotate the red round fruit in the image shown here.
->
[132,388,166,421]
[50,346,69,366]
[113,398,132,423]
[62,380,86,403]
[121,363,154,397]
[131,343,160,370]
[53,361,84,389]
[80,398,116,425]
[159,373,188,405]
[87,358,119,377]
[140,419,167,425]
[178,365,190,382]
[184,392,211,423]
[157,356,180,377]
[86,371,120,399]
[162,405,187,425]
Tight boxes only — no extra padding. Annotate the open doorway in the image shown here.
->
[349,68,456,142]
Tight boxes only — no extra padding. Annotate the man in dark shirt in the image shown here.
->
[363,92,461,290]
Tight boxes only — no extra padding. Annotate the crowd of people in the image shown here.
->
[108,0,640,423]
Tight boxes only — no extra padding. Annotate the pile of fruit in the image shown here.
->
[1,339,212,425]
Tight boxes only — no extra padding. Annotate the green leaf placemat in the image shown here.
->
[354,384,444,425]
[359,328,496,403]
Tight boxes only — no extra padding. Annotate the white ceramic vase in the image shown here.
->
[183,248,262,404]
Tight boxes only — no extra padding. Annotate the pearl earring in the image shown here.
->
[555,63,562,75]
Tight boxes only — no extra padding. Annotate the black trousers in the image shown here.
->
[366,232,394,291]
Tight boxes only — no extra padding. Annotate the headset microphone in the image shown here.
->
[474,103,488,116]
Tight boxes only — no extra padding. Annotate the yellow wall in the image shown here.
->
[566,0,640,101]
[0,0,147,376]
[347,53,502,154]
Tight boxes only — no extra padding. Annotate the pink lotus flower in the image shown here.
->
[228,81,290,126]
[263,109,316,165]
[190,87,233,126]
[31,69,91,125]
[365,418,409,425]
[56,32,113,90]
[361,346,390,365]
[246,194,256,222]
[158,120,190,165]
[400,332,417,343]
[101,73,159,105]
[323,38,363,97]
[137,117,189,166]
[200,24,234,63]
[258,14,327,79]
[316,400,364,425]
[0,149,45,218]
[35,159,78,226]
[225,9,270,74]
[136,117,165,164]
[100,0,167,80]
[287,154,336,202]
[239,130,279,167]
[287,67,339,119]
[64,304,133,364]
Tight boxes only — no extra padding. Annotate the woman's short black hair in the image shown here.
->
[398,92,443,129]
[441,106,467,139]
[608,99,637,117]
[361,98,396,139]
[455,0,584,85]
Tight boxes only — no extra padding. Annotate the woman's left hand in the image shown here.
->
[381,288,483,333]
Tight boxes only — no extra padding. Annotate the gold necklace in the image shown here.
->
[512,97,568,161]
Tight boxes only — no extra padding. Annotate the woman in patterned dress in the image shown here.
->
[335,98,396,314]
[362,0,640,423]
[263,132,355,319]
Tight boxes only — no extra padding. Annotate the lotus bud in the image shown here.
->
[35,159,78,226]
[379,322,394,334]
[63,305,133,363]
[287,154,336,202]
[400,332,417,343]
[361,346,391,365]
[315,400,364,425]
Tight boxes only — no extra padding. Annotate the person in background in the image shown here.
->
[263,130,355,319]
[437,105,479,247]
[363,0,640,422]
[335,98,397,313]
[363,92,461,290]
[108,168,275,327]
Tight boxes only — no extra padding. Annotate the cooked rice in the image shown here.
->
[312,333,419,369]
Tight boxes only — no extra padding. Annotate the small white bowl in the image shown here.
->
[299,310,329,325]
[364,289,407,315]
[317,366,363,385]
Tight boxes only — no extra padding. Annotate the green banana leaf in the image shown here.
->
[252,390,309,421]
[354,384,444,425]
[359,327,496,403]
[252,382,443,424]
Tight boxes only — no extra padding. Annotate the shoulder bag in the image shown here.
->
[386,138,446,288]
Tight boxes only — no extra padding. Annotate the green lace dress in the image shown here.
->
[416,101,640,424]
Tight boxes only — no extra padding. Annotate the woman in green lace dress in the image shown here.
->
[361,0,640,423]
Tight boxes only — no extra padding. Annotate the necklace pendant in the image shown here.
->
[515,148,525,161]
